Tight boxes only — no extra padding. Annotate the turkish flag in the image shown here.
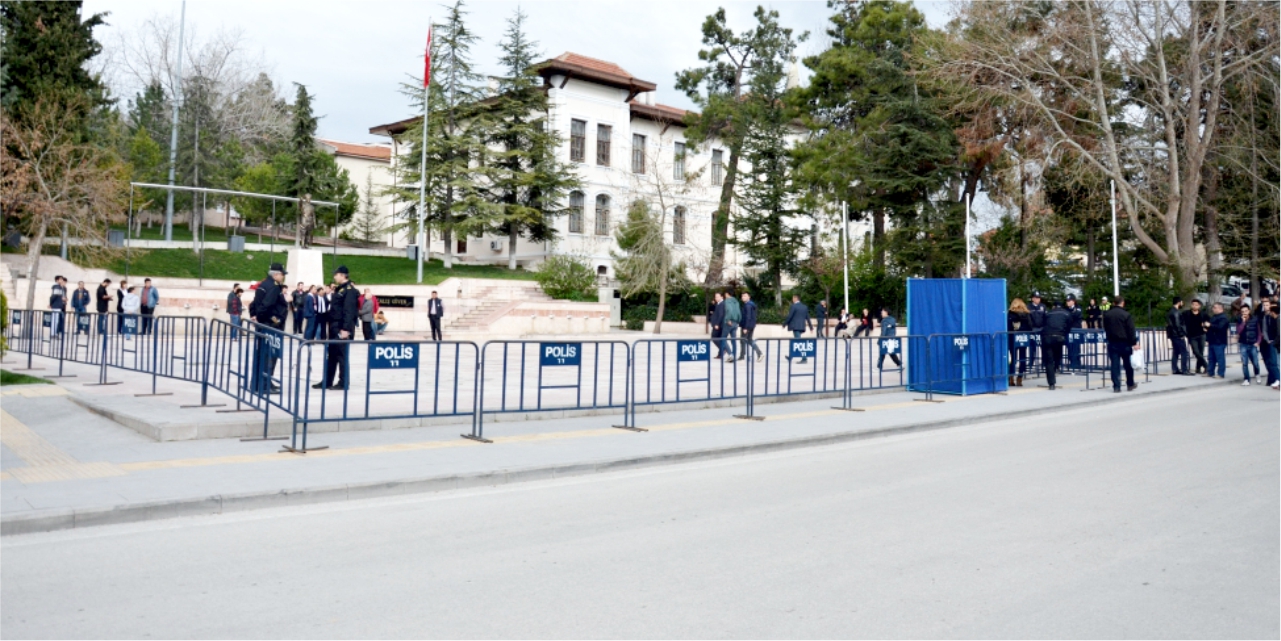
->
[423,28,432,88]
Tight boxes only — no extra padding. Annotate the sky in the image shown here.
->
[83,0,958,144]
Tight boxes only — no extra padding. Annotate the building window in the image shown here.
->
[674,142,686,181]
[568,191,584,234]
[632,134,646,174]
[570,119,586,162]
[711,149,724,185]
[595,194,610,236]
[596,124,611,166]
[673,206,686,245]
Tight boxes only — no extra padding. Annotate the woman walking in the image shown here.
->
[1007,298,1032,386]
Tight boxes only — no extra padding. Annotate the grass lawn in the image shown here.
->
[111,225,234,243]
[0,369,52,386]
[104,248,538,285]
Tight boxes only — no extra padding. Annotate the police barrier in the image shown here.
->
[466,340,630,442]
[917,333,1005,399]
[288,338,480,452]
[93,313,210,394]
[202,318,306,440]
[746,336,852,415]
[626,338,748,426]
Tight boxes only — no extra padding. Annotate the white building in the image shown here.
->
[369,52,872,280]
[316,138,397,246]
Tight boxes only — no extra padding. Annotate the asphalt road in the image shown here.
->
[3,385,1277,639]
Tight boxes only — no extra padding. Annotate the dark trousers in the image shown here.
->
[293,309,305,334]
[1028,337,1041,370]
[303,317,319,340]
[1043,337,1065,386]
[97,314,107,334]
[853,325,872,338]
[429,315,443,341]
[1208,344,1227,377]
[740,327,762,358]
[815,318,826,337]
[1187,336,1207,372]
[1107,342,1135,390]
[1170,336,1189,373]
[1262,342,1279,385]
[361,320,375,341]
[1067,341,1080,369]
[324,333,350,388]
[141,307,154,334]
[712,325,724,357]
[1008,346,1027,376]
[251,333,279,394]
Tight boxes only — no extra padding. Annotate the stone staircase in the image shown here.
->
[445,284,553,331]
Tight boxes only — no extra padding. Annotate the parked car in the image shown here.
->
[1196,283,1242,307]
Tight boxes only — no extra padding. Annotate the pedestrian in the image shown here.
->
[48,275,68,337]
[739,291,763,361]
[291,282,307,334]
[427,290,444,341]
[314,285,331,341]
[1100,296,1112,312]
[227,287,245,340]
[359,288,377,340]
[1259,299,1279,389]
[315,265,358,390]
[1007,298,1031,387]
[853,308,873,338]
[1027,293,1047,370]
[722,290,741,362]
[71,280,90,334]
[1102,296,1139,392]
[834,308,850,337]
[1237,306,1262,386]
[1086,298,1102,329]
[1065,295,1084,370]
[95,279,111,334]
[1042,299,1071,390]
[710,292,726,359]
[302,286,320,340]
[121,286,142,338]
[1206,303,1230,378]
[115,279,128,332]
[814,300,828,338]
[374,310,389,336]
[1182,299,1209,374]
[140,278,159,335]
[783,294,812,363]
[249,263,288,394]
[876,307,901,370]
[1165,296,1190,375]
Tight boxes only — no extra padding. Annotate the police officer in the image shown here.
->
[1064,294,1084,370]
[1027,292,1047,370]
[315,265,359,390]
[250,263,289,394]
[1042,299,1072,390]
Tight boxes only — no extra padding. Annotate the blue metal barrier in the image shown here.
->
[626,338,747,426]
[466,340,630,442]
[918,333,1006,399]
[202,318,305,441]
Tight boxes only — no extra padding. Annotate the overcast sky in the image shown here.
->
[84,0,957,144]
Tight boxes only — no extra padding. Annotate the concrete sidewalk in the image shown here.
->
[1,370,1243,535]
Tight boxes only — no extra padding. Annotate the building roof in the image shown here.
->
[317,138,392,162]
[536,52,657,97]
[629,101,692,125]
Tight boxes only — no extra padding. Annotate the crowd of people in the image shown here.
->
[1164,293,1279,389]
[47,276,163,337]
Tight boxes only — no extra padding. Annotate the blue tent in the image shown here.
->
[906,278,1008,395]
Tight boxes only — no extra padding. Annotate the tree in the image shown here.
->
[473,9,580,270]
[2,97,128,313]
[0,1,109,129]
[943,0,1279,297]
[388,0,491,269]
[676,7,803,288]
[350,173,387,244]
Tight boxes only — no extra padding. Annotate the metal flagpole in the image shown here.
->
[841,201,850,314]
[1110,179,1119,297]
[163,0,186,242]
[964,191,972,278]
[416,22,433,284]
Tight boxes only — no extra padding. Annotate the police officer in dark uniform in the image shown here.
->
[250,263,289,394]
[1027,293,1047,370]
[315,265,359,390]
[1042,299,1072,390]
[1064,294,1084,370]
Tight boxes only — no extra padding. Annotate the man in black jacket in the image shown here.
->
[814,300,828,337]
[1166,296,1190,375]
[250,263,289,394]
[1182,299,1209,374]
[316,265,359,390]
[1103,297,1139,392]
[1027,293,1047,370]
[1064,295,1084,370]
[427,291,444,341]
[291,282,307,334]
[1042,300,1071,389]
[96,279,111,334]
[739,291,763,361]
[709,292,726,359]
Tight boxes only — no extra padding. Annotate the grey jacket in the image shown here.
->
[359,298,376,323]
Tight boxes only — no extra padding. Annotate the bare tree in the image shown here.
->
[2,99,129,312]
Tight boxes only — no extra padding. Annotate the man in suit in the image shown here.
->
[709,292,726,359]
[291,282,307,334]
[783,294,812,363]
[815,300,828,337]
[427,290,444,341]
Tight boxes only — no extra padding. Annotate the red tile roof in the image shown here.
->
[318,139,391,161]
[537,52,657,93]
[629,101,694,123]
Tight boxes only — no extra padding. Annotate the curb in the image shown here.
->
[1,378,1217,536]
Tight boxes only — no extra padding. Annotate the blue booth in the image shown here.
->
[906,278,1008,395]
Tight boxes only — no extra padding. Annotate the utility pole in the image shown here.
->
[162,0,186,243]
[1110,180,1120,297]
[841,201,849,314]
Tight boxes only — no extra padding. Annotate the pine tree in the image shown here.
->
[477,8,580,270]
[389,0,490,269]
[351,174,387,244]
[0,0,108,128]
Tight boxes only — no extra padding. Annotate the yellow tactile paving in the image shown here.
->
[1,409,125,483]
[0,385,69,398]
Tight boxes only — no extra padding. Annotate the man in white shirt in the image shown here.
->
[427,291,444,341]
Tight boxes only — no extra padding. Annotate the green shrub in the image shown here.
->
[535,254,597,301]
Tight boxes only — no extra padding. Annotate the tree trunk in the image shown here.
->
[442,185,454,269]
[1203,167,1223,305]
[872,208,885,270]
[1086,225,1096,289]
[704,143,741,287]
[23,221,48,313]
[508,228,518,271]
[1250,146,1260,305]
[655,245,668,335]
[774,271,783,308]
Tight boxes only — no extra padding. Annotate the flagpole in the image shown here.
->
[416,22,432,284]
[1110,179,1119,297]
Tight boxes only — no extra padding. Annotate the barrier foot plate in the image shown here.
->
[831,406,866,412]
[280,445,329,454]
[46,374,78,379]
[135,392,173,397]
[913,398,945,403]
[612,425,648,432]
[12,367,45,371]
[733,414,766,421]
[216,408,260,413]
[84,382,122,386]
[180,403,227,408]
[241,436,289,442]
[461,434,493,444]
